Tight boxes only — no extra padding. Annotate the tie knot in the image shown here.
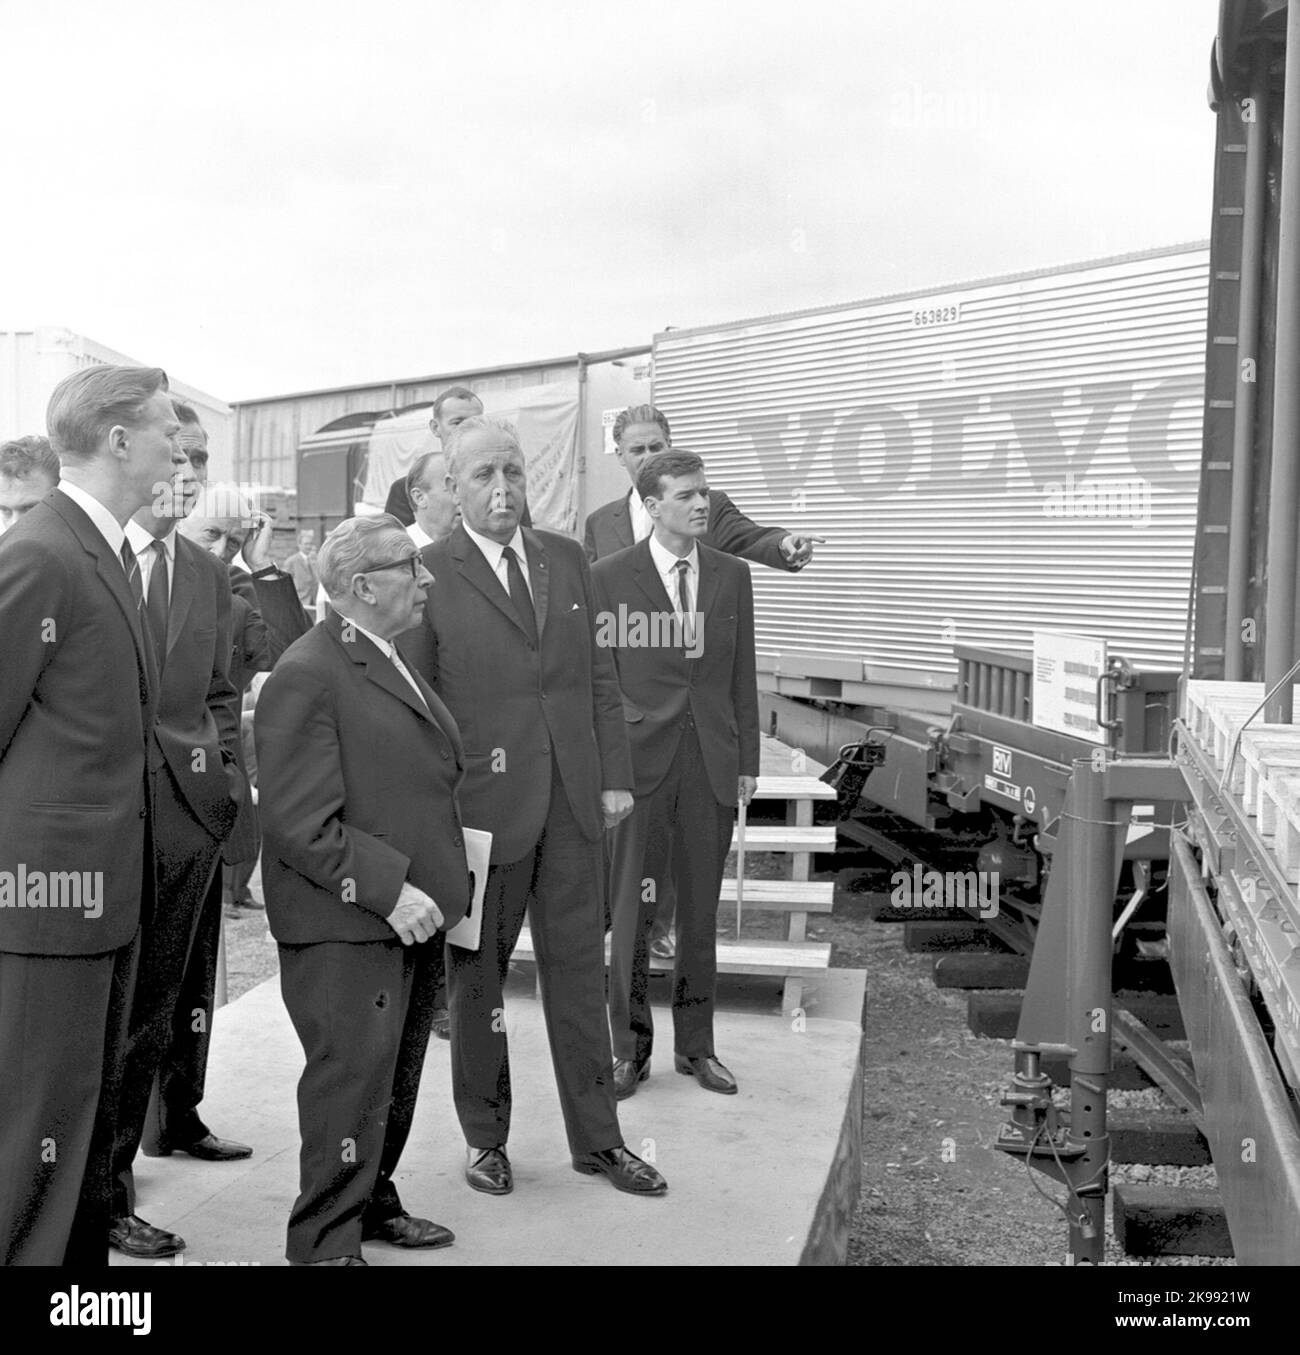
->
[151,540,166,557]
[675,559,689,574]
[501,545,517,562]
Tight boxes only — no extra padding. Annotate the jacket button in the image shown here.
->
[541,744,550,754]
[440,750,449,760]
[539,691,547,700]
[453,836,463,848]
[139,807,147,819]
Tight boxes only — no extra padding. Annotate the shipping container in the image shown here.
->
[0,326,233,473]
[651,242,1209,716]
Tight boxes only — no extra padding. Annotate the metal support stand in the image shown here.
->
[994,757,1185,1263]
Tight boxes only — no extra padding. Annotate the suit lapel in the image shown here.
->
[449,525,533,642]
[694,547,721,619]
[629,539,676,614]
[328,613,457,751]
[521,527,549,636]
[167,537,198,659]
[47,490,157,703]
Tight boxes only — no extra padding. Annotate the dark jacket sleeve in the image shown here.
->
[706,489,797,572]
[733,563,761,778]
[582,512,598,564]
[231,565,310,663]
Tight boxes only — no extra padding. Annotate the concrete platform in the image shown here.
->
[111,962,864,1268]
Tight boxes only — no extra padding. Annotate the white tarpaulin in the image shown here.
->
[361,380,581,533]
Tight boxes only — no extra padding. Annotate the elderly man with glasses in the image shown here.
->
[255,514,472,1266]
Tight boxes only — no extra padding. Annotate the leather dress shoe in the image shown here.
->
[362,1213,455,1249]
[109,1214,186,1258]
[465,1145,513,1195]
[649,931,675,961]
[432,1007,451,1041]
[297,1256,368,1266]
[613,1056,650,1100]
[572,1145,667,1195]
[148,1132,252,1161]
[674,1054,738,1094]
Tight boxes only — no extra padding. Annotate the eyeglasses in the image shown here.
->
[364,553,422,580]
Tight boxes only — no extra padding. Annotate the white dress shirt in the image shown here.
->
[57,480,127,560]
[648,533,700,623]
[627,488,652,543]
[350,619,430,712]
[407,521,433,550]
[123,520,176,602]
[462,522,534,601]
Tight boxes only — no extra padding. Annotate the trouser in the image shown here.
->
[0,936,141,1265]
[112,786,222,1216]
[448,760,620,1155]
[608,725,734,1065]
[141,868,223,1154]
[278,937,438,1264]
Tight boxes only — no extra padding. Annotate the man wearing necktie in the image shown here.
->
[591,451,760,1099]
[107,456,247,1259]
[257,516,470,1264]
[0,365,183,1265]
[399,417,667,1199]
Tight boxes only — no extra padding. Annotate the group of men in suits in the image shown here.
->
[0,369,818,1266]
[0,368,317,1265]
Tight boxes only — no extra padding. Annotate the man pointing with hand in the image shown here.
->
[256,515,470,1265]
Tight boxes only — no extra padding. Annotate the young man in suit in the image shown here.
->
[399,417,667,1199]
[108,454,248,1258]
[584,405,816,961]
[257,515,471,1266]
[592,450,760,1098]
[0,365,184,1265]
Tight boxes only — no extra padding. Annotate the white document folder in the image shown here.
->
[445,827,491,952]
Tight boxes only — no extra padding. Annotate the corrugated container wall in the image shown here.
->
[232,359,578,495]
[651,245,1210,703]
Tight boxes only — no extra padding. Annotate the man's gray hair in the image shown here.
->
[46,365,170,462]
[189,483,255,525]
[443,415,523,479]
[317,514,409,599]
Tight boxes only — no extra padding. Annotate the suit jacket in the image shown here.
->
[398,524,632,865]
[591,540,760,806]
[220,587,272,866]
[0,489,158,955]
[149,534,242,841]
[230,564,310,664]
[256,609,471,944]
[583,487,795,571]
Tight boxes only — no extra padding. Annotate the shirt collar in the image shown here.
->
[57,480,127,559]
[462,521,526,571]
[407,521,433,549]
[124,518,176,559]
[648,532,699,580]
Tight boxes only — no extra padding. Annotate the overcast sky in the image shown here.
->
[1,0,1221,402]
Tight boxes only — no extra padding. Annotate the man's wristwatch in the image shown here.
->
[250,564,283,580]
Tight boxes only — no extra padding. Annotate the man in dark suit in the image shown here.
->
[584,405,816,961]
[592,451,760,1099]
[0,364,183,1265]
[257,515,471,1266]
[583,404,819,572]
[399,417,667,1199]
[108,458,248,1258]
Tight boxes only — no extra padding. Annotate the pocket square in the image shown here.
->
[570,603,580,610]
